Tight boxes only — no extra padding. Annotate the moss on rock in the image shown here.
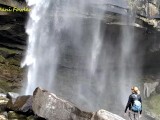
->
[0,79,21,93]
[144,94,160,119]
[0,47,24,92]
[0,48,18,54]
[8,111,27,119]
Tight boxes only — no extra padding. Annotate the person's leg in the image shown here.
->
[137,113,140,120]
[128,111,133,120]
[133,112,139,120]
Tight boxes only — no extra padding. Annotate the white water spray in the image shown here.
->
[90,25,102,76]
[22,0,60,94]
[22,0,142,114]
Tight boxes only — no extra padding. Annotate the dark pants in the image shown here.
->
[128,110,140,120]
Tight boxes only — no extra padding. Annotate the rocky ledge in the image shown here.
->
[0,87,125,120]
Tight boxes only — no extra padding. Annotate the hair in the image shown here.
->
[131,86,140,94]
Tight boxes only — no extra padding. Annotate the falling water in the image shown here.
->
[22,0,142,115]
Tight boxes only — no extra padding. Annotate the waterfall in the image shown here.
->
[22,0,142,114]
[119,21,141,107]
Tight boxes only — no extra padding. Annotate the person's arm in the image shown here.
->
[139,96,142,114]
[125,95,132,113]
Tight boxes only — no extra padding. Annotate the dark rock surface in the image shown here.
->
[7,95,32,113]
[155,83,160,94]
[6,92,19,99]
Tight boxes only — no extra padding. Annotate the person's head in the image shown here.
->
[131,86,140,94]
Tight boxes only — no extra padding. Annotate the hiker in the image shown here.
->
[124,86,142,120]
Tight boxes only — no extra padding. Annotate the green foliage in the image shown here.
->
[0,47,18,54]
[144,94,160,115]
[0,55,5,63]
[0,47,23,93]
[0,47,21,64]
[8,111,27,119]
[0,79,13,93]
[8,58,20,66]
[148,95,160,114]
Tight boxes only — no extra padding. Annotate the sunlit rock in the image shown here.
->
[32,87,125,120]
[0,96,9,112]
[146,2,159,17]
[32,87,93,120]
[0,114,7,120]
[0,93,6,98]
[94,109,125,120]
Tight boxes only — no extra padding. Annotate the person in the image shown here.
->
[124,86,142,120]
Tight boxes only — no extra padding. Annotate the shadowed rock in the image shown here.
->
[6,95,32,113]
[155,83,160,94]
[8,111,27,119]
[6,92,19,99]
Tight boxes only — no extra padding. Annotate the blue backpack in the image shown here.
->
[131,94,142,112]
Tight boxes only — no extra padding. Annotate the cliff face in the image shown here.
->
[0,0,160,119]
[0,0,159,91]
[0,0,27,92]
[0,0,27,50]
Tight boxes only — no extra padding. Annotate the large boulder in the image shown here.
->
[94,109,125,120]
[6,95,32,113]
[32,87,93,120]
[32,87,125,120]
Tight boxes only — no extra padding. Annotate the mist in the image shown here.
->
[21,0,143,115]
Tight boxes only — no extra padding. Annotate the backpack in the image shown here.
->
[131,94,142,112]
